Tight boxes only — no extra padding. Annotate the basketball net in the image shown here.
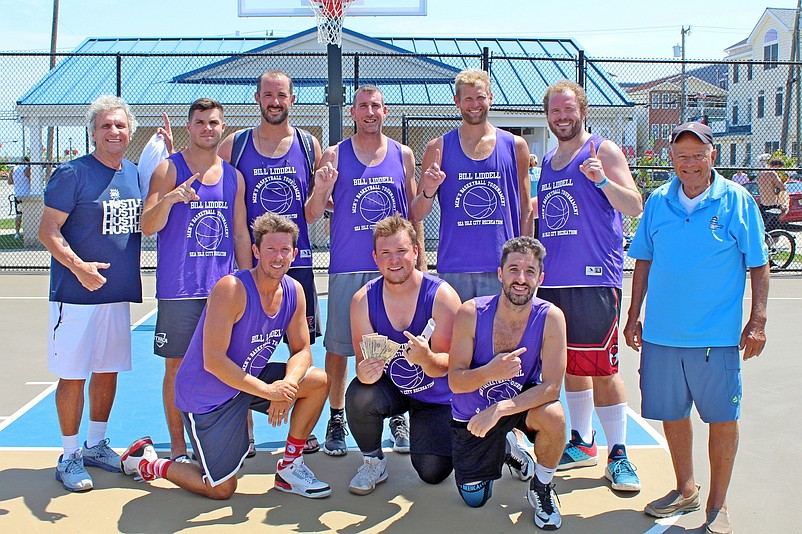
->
[308,0,355,47]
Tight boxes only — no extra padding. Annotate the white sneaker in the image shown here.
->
[274,457,331,498]
[504,431,535,481]
[349,455,389,496]
[120,436,158,480]
[55,449,93,492]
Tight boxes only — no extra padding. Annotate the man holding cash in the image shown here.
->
[345,214,462,495]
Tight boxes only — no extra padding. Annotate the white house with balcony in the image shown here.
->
[722,7,798,168]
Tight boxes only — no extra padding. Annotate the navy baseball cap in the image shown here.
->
[670,122,714,145]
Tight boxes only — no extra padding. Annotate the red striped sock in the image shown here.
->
[140,458,172,479]
[280,436,306,468]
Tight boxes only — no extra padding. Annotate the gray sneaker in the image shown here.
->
[83,438,122,473]
[322,413,349,456]
[389,415,410,454]
[55,449,93,492]
[349,456,388,495]
[504,431,535,481]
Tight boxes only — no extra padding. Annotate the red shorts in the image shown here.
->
[537,286,621,376]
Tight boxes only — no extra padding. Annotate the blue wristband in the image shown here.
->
[595,176,609,188]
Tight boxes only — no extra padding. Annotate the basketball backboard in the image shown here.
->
[238,0,427,17]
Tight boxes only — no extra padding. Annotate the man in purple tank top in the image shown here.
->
[345,215,461,495]
[120,213,331,500]
[411,68,533,302]
[218,70,324,454]
[449,237,567,530]
[141,98,251,463]
[306,86,424,457]
[537,81,644,492]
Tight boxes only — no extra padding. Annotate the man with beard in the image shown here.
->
[219,70,323,454]
[306,85,422,457]
[345,214,461,495]
[537,80,643,492]
[449,236,566,530]
[411,69,533,303]
[411,68,535,478]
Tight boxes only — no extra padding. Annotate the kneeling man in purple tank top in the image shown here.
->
[120,213,332,500]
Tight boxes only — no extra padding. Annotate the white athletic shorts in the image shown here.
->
[48,301,133,379]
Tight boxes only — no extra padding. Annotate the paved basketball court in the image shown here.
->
[0,272,799,532]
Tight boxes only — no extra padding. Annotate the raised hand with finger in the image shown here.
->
[419,148,445,198]
[578,141,607,186]
[157,112,175,154]
[314,161,338,194]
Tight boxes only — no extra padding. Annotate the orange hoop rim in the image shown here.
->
[311,0,355,19]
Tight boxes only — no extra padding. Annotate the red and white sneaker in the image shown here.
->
[274,457,331,499]
[120,436,158,480]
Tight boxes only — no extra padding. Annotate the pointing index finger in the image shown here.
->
[589,141,597,159]
[162,112,172,134]
[183,173,200,188]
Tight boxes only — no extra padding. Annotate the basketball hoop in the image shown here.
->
[308,0,355,47]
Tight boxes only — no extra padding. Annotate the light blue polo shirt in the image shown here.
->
[628,170,768,347]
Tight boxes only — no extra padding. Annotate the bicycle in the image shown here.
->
[765,228,796,270]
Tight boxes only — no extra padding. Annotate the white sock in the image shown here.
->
[535,462,557,485]
[597,403,628,451]
[565,389,594,443]
[86,420,108,448]
[62,434,80,457]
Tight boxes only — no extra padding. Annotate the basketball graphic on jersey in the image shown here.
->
[246,347,272,377]
[388,357,427,390]
[483,381,519,405]
[259,180,295,215]
[358,189,394,223]
[462,184,498,219]
[194,213,226,251]
[543,194,571,230]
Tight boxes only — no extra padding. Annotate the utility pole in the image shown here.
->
[675,27,691,123]
[780,0,799,154]
[45,0,60,181]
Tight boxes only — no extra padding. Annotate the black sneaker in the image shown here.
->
[527,477,562,530]
[322,413,348,456]
[389,414,410,453]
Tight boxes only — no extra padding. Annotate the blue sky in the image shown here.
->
[0,0,792,59]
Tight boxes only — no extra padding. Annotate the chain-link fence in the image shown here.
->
[2,50,800,271]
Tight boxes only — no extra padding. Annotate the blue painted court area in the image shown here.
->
[0,298,660,451]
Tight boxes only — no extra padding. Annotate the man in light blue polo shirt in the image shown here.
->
[623,122,769,534]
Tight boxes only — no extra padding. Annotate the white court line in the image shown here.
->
[25,381,56,386]
[0,383,57,432]
[0,307,157,433]
[644,517,682,533]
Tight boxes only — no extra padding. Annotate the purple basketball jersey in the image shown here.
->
[451,294,550,421]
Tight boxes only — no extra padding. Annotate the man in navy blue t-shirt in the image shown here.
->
[39,95,142,492]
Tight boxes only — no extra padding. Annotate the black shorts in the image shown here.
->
[287,267,321,343]
[537,286,622,376]
[154,299,207,358]
[451,412,537,486]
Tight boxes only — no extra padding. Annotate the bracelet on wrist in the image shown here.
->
[595,176,609,188]
[421,188,437,199]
